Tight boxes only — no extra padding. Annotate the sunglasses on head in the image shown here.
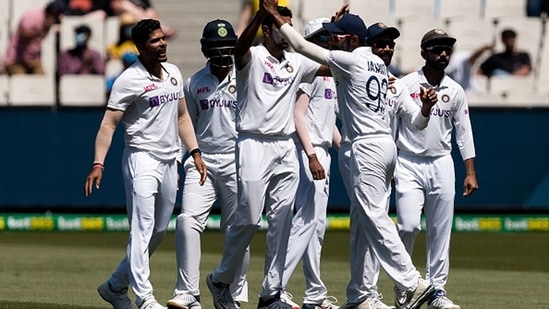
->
[373,40,396,48]
[425,45,453,54]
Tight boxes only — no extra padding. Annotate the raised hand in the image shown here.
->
[331,3,350,22]
[260,0,278,14]
[419,86,437,116]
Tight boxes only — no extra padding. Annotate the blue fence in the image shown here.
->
[1,107,548,212]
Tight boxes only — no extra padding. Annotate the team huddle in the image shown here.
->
[83,1,478,309]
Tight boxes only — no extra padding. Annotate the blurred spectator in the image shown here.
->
[105,51,137,96]
[478,29,531,77]
[106,12,138,60]
[526,0,549,17]
[236,0,290,43]
[57,24,105,76]
[118,0,177,39]
[61,0,119,19]
[3,0,65,75]
[446,44,493,93]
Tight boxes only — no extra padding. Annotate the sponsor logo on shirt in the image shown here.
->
[144,83,159,92]
[262,72,296,87]
[197,86,211,94]
[431,107,452,118]
[385,97,397,108]
[410,92,420,100]
[170,77,178,86]
[324,88,336,100]
[149,91,179,107]
[199,98,237,110]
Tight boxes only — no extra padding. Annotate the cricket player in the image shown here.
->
[205,5,331,309]
[340,22,438,309]
[397,29,478,309]
[167,20,249,309]
[84,19,207,309]
[279,17,341,309]
[263,2,436,308]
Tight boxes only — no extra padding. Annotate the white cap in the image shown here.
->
[304,17,331,39]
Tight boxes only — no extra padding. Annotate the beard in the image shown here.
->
[426,57,449,70]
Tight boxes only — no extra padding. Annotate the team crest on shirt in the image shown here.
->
[228,85,236,94]
[441,94,450,103]
[170,77,178,86]
[390,86,397,94]
[285,64,294,73]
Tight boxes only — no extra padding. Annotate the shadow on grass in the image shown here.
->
[0,302,101,309]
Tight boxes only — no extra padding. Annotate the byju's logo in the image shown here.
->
[263,72,273,84]
[149,96,160,107]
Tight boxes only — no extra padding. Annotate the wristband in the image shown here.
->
[93,162,104,171]
[189,148,201,156]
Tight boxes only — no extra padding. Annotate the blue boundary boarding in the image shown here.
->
[1,213,549,232]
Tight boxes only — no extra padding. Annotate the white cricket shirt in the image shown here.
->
[184,62,238,154]
[297,76,337,148]
[324,46,392,142]
[107,58,184,161]
[385,73,429,140]
[236,43,320,136]
[399,69,476,159]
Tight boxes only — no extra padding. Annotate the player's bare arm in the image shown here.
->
[463,158,478,197]
[294,89,326,180]
[177,98,207,185]
[419,86,438,117]
[84,108,123,197]
[332,126,341,152]
[234,4,266,70]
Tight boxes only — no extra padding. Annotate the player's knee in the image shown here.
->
[176,213,206,232]
[397,221,421,234]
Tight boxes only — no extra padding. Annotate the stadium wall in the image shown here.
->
[1,107,548,212]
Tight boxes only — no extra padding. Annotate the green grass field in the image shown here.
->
[1,230,549,309]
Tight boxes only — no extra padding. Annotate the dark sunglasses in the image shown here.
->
[315,33,331,43]
[425,45,453,54]
[373,40,396,48]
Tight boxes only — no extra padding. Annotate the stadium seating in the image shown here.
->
[348,0,392,25]
[393,0,436,20]
[60,16,106,56]
[0,0,547,107]
[0,75,8,106]
[393,17,446,72]
[58,75,106,107]
[8,75,56,106]
[438,0,482,20]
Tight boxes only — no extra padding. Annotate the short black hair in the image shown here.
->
[501,29,517,40]
[131,19,162,47]
[74,24,91,36]
[45,0,65,15]
[262,6,292,27]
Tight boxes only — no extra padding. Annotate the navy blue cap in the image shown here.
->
[201,19,237,46]
[323,14,368,41]
[366,22,400,42]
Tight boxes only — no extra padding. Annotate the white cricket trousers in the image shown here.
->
[174,152,249,302]
[349,136,420,295]
[395,152,455,291]
[283,146,331,304]
[109,148,177,307]
[338,143,385,303]
[212,134,297,299]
